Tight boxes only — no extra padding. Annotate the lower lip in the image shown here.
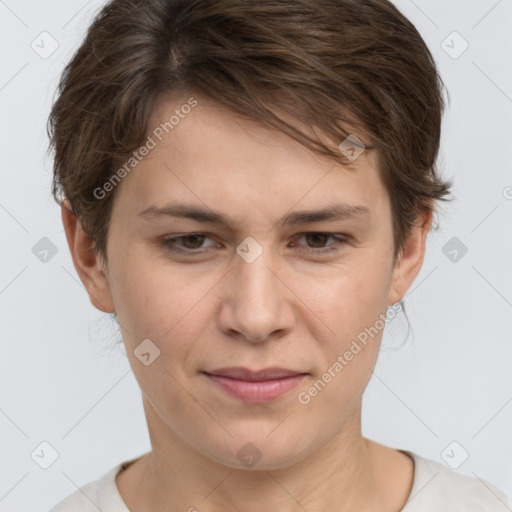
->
[204,373,307,403]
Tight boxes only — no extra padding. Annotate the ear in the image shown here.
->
[388,209,433,306]
[61,200,115,313]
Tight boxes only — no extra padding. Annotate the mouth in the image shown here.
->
[202,367,308,403]
[204,366,308,381]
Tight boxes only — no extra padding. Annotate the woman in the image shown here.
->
[48,0,511,510]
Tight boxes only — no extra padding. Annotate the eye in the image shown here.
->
[161,233,218,253]
[291,232,348,254]
[160,232,348,256]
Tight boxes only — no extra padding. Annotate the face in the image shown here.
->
[65,91,430,470]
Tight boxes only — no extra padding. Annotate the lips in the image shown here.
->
[204,366,307,381]
[204,368,308,403]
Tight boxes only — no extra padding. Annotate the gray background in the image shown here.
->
[1,0,511,510]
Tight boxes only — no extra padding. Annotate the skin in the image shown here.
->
[63,91,431,511]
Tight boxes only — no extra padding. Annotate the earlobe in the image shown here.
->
[388,209,433,306]
[61,200,115,313]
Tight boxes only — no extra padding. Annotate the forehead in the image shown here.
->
[113,91,389,224]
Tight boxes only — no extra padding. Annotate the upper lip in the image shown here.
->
[204,367,307,381]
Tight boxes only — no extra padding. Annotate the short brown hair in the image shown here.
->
[48,0,453,263]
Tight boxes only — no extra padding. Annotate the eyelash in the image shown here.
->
[161,232,348,256]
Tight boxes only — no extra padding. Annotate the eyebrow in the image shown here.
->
[138,202,371,229]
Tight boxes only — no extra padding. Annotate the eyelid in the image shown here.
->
[289,233,348,254]
[161,233,219,252]
[161,232,348,255]
[291,232,348,245]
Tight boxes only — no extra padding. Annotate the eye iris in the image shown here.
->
[306,233,329,248]
[181,234,206,249]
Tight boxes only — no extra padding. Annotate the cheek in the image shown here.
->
[299,258,391,387]
[108,247,217,349]
[109,234,392,368]
[107,252,216,405]
[305,257,391,333]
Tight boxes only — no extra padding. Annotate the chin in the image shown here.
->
[201,432,311,471]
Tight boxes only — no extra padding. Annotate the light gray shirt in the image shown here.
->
[49,450,512,511]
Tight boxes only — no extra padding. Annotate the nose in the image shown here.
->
[217,243,295,343]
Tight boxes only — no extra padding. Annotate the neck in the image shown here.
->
[122,401,389,512]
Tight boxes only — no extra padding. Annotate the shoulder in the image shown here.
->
[401,450,512,511]
[49,459,135,512]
